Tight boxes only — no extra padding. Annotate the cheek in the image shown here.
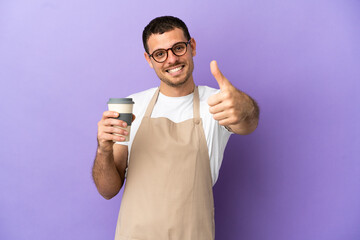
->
[187,58,194,69]
[154,65,164,74]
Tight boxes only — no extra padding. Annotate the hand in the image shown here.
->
[207,60,253,128]
[97,111,135,152]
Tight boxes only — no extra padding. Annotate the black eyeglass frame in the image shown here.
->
[148,40,192,63]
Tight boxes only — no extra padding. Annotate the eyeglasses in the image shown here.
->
[148,40,191,63]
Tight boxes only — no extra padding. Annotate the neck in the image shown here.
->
[159,78,195,97]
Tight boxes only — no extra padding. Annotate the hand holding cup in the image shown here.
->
[97,111,135,152]
[97,98,135,152]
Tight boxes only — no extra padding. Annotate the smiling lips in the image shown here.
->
[166,65,185,74]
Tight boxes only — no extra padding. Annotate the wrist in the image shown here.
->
[97,146,113,156]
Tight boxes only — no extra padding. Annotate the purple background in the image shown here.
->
[1,0,359,239]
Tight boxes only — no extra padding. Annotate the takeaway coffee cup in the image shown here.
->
[107,98,135,142]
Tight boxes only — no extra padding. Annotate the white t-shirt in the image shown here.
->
[117,85,233,185]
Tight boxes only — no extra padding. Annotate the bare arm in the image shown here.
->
[92,111,133,200]
[92,144,128,200]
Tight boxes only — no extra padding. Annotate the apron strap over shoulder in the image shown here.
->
[144,88,160,118]
[193,86,201,124]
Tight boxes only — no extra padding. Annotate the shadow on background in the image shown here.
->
[214,132,263,239]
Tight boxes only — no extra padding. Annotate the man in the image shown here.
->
[93,16,259,240]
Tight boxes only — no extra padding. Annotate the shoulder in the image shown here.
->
[127,87,157,105]
[127,87,157,100]
[126,87,157,114]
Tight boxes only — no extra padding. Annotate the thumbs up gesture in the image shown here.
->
[207,60,259,134]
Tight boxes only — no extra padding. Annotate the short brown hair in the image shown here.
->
[142,16,191,53]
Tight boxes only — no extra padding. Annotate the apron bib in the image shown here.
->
[115,86,215,240]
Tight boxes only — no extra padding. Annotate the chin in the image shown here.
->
[161,78,188,87]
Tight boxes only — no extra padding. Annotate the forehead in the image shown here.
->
[147,28,187,52]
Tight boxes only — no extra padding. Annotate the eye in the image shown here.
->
[173,44,185,53]
[154,50,165,58]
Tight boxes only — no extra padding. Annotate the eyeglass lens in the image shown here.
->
[152,42,188,63]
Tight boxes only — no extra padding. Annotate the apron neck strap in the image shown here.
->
[144,87,160,117]
[144,86,201,122]
[193,86,201,122]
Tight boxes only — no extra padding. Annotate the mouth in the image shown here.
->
[165,65,185,74]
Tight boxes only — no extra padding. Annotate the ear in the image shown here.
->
[144,52,154,68]
[190,38,196,57]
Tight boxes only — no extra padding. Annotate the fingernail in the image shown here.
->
[123,122,127,127]
[124,131,128,135]
[114,112,119,117]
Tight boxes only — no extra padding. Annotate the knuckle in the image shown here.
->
[224,101,232,109]
[223,91,231,99]
[97,128,103,135]
[102,111,109,118]
[98,133,105,140]
[102,119,110,126]
[227,98,235,107]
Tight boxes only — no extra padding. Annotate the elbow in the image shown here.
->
[240,122,258,135]
[102,193,116,200]
[99,188,120,200]
[97,181,124,200]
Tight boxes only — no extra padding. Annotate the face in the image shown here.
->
[144,28,196,88]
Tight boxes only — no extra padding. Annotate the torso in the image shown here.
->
[114,87,215,240]
[117,85,232,185]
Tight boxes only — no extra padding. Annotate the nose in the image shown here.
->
[166,49,179,64]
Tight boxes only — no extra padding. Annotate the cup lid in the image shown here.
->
[107,98,134,104]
